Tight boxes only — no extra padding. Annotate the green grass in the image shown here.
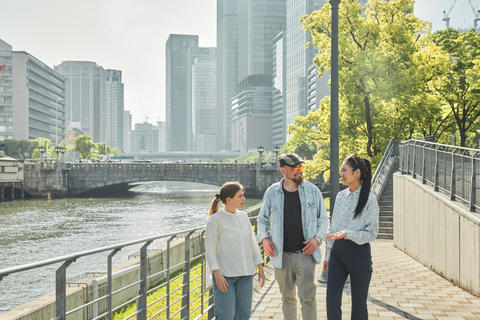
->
[108,258,210,320]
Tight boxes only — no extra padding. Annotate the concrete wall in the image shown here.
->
[393,173,480,297]
[0,205,262,320]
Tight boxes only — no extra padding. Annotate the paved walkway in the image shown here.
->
[250,240,480,320]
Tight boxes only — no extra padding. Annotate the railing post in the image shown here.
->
[137,241,153,320]
[412,144,417,179]
[451,149,457,201]
[107,248,121,320]
[434,146,439,191]
[56,260,74,320]
[406,143,410,175]
[181,231,195,319]
[470,152,477,212]
[166,235,176,319]
[422,145,426,184]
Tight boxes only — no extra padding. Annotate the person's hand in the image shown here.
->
[302,238,318,255]
[257,264,265,288]
[262,238,275,257]
[326,230,347,240]
[213,270,228,293]
[323,260,329,273]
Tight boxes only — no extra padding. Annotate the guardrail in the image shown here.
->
[371,138,399,198]
[399,139,480,212]
[0,214,265,320]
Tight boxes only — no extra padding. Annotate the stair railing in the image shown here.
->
[372,138,399,199]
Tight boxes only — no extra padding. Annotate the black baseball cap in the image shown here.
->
[278,153,304,167]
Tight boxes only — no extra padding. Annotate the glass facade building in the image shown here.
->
[54,61,106,143]
[165,34,198,152]
[272,31,287,148]
[106,69,124,151]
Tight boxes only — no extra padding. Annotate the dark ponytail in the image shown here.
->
[345,155,372,219]
[208,181,244,216]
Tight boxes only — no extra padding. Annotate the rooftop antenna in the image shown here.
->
[443,0,458,28]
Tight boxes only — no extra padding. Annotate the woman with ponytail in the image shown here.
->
[324,155,379,320]
[205,181,265,320]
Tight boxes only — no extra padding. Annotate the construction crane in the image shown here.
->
[139,100,149,123]
[466,0,480,30]
[443,0,458,28]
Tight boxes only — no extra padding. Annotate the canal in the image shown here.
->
[0,181,262,312]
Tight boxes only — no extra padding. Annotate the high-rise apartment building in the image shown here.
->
[188,47,217,152]
[106,69,124,151]
[285,0,321,140]
[272,31,287,147]
[131,122,159,153]
[54,61,106,143]
[165,34,198,151]
[0,39,66,144]
[123,111,132,153]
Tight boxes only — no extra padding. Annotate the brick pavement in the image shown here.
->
[251,240,480,320]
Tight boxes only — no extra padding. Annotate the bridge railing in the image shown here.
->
[0,214,266,320]
[399,139,480,212]
[371,138,399,199]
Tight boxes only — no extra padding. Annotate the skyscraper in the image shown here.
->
[285,0,321,140]
[272,31,287,147]
[188,47,217,152]
[105,69,124,151]
[165,34,198,151]
[54,61,106,143]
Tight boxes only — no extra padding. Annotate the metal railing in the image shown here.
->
[371,138,399,199]
[0,215,265,320]
[399,139,480,212]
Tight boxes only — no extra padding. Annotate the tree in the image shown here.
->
[74,135,96,160]
[295,0,442,180]
[429,28,480,147]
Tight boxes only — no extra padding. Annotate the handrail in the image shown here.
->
[371,138,398,198]
[399,139,480,212]
[0,214,264,320]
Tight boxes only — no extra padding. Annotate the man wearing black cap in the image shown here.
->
[257,153,328,320]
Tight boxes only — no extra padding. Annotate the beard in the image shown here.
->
[291,175,303,185]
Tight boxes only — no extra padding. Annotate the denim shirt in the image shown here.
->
[256,179,329,269]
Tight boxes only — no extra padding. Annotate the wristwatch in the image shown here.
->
[315,236,322,245]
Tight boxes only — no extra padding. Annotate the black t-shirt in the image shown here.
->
[283,186,305,252]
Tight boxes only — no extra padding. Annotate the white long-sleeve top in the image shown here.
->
[205,209,264,277]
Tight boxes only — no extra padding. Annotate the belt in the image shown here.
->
[284,250,302,254]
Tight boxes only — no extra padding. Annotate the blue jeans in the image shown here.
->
[212,274,253,320]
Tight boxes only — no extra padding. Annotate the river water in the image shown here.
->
[0,181,261,312]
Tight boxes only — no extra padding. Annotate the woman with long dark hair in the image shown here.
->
[205,181,265,320]
[324,155,379,320]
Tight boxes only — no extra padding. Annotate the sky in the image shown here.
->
[1,0,478,127]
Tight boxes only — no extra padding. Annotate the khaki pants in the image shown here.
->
[274,252,317,320]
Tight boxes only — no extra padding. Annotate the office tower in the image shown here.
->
[230,75,273,153]
[131,122,159,153]
[217,0,248,151]
[272,31,287,147]
[156,120,166,152]
[285,0,321,140]
[229,0,286,152]
[123,110,132,153]
[105,69,124,151]
[54,61,106,143]
[188,47,217,152]
[0,39,66,144]
[165,34,198,152]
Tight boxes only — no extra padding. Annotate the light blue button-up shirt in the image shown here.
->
[256,179,329,269]
[326,186,379,261]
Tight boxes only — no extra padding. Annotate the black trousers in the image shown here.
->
[326,239,372,320]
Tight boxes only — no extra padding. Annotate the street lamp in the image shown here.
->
[273,146,280,169]
[257,145,264,169]
[55,98,65,146]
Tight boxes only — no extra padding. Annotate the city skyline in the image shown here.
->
[1,0,477,127]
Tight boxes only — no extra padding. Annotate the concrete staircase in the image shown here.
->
[377,175,394,239]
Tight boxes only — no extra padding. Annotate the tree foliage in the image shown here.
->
[429,28,480,147]
[293,0,449,179]
[74,135,96,160]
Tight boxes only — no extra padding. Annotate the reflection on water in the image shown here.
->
[0,181,261,312]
